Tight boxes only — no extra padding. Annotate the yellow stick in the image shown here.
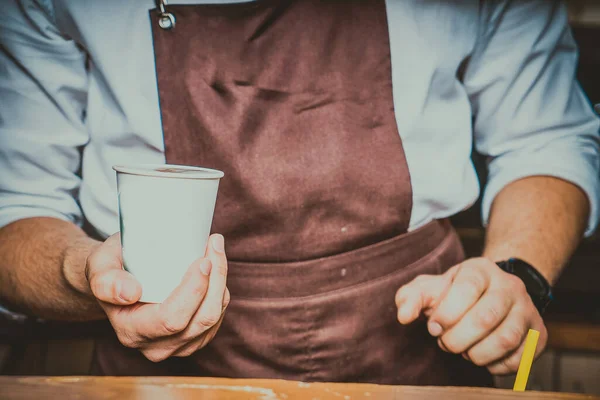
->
[513,329,540,392]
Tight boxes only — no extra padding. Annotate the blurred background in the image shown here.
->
[1,0,599,395]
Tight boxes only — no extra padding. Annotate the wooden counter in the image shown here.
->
[0,377,599,400]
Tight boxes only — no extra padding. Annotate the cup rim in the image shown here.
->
[113,164,224,180]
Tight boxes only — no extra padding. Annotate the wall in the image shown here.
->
[568,0,600,26]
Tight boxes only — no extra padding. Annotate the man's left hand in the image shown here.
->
[395,257,547,375]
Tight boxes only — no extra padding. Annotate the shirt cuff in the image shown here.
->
[482,151,600,238]
[0,206,80,231]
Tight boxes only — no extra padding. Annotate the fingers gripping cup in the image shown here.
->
[113,164,224,303]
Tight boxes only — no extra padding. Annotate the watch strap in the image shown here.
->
[496,258,553,315]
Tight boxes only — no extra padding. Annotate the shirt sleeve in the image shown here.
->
[0,0,89,230]
[463,0,600,237]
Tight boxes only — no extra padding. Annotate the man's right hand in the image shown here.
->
[85,233,230,362]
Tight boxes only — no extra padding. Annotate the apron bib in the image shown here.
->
[94,0,492,386]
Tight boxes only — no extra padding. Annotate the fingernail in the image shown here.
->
[398,307,412,322]
[115,279,123,301]
[200,259,212,276]
[428,321,443,337]
[397,309,405,324]
[119,281,136,302]
[212,234,225,253]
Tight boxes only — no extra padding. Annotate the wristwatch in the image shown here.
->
[496,258,553,315]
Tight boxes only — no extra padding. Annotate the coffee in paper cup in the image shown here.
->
[113,164,224,303]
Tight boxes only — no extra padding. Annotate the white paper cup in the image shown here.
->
[113,164,224,303]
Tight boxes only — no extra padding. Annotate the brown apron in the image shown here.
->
[93,0,492,387]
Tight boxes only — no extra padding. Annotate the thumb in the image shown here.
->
[395,266,458,324]
[86,233,142,305]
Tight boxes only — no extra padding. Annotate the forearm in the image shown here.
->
[482,176,589,285]
[0,217,106,321]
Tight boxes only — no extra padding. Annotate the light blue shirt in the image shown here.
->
[1,0,599,240]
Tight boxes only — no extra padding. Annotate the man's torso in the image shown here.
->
[49,0,482,238]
